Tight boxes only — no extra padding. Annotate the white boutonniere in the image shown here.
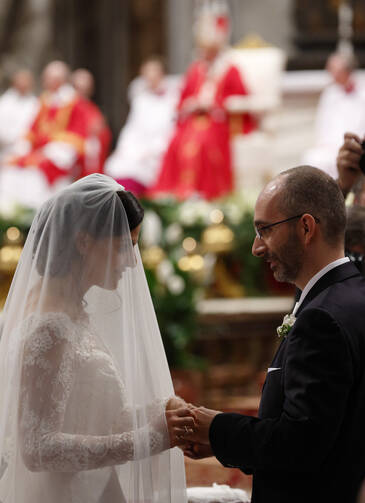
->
[277,313,296,338]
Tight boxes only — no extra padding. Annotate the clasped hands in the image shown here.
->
[165,397,220,459]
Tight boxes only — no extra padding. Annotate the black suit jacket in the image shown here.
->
[210,262,365,503]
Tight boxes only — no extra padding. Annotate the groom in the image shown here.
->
[183,166,365,503]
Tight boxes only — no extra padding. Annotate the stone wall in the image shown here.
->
[292,0,365,69]
[166,0,293,74]
[0,0,53,89]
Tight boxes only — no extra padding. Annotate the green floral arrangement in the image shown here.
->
[144,265,203,369]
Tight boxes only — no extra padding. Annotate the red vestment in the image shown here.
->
[76,98,112,179]
[12,90,89,185]
[10,89,111,185]
[149,59,256,200]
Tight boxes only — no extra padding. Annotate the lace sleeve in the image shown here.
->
[119,397,172,433]
[18,317,170,473]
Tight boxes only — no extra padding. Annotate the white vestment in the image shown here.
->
[105,77,180,187]
[302,77,365,178]
[0,88,38,159]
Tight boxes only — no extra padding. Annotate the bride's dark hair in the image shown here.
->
[33,188,144,277]
[116,190,144,231]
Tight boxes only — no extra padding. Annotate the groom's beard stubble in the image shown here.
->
[265,229,304,284]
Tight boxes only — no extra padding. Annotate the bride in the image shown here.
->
[0,174,193,502]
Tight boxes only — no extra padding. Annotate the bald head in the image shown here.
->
[326,52,356,86]
[12,69,34,95]
[256,177,285,210]
[71,68,94,99]
[42,61,70,92]
[270,166,346,247]
[140,58,164,91]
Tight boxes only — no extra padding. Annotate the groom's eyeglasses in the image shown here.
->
[255,214,320,240]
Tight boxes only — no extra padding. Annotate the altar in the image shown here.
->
[195,296,293,411]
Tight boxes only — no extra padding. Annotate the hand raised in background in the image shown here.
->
[337,132,364,196]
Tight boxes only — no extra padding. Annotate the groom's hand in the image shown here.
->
[184,406,221,445]
[165,407,195,448]
[183,442,213,460]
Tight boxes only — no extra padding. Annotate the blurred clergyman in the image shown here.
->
[105,56,179,195]
[303,52,365,179]
[0,61,110,212]
[148,3,256,200]
[0,69,38,160]
[71,68,112,178]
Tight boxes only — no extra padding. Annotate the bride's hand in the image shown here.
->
[166,396,186,411]
[165,407,196,448]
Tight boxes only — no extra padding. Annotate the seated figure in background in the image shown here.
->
[71,68,112,178]
[149,3,256,201]
[0,69,38,160]
[105,56,179,196]
[0,60,89,211]
[303,52,365,179]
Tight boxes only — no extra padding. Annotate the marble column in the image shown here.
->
[0,0,53,87]
[52,0,129,136]
[166,0,194,74]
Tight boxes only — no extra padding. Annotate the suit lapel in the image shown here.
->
[267,263,359,373]
[295,262,360,317]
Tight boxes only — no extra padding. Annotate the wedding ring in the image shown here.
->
[184,426,189,435]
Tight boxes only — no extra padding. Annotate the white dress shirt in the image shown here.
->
[293,257,350,316]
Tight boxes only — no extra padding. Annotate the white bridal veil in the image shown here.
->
[0,174,186,502]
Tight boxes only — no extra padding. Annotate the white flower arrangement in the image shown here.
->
[221,202,242,225]
[0,200,18,220]
[156,259,174,283]
[178,200,212,226]
[276,313,296,338]
[166,275,185,295]
[140,211,162,247]
[165,223,183,244]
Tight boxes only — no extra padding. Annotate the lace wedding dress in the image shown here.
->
[0,174,187,502]
[10,312,168,502]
